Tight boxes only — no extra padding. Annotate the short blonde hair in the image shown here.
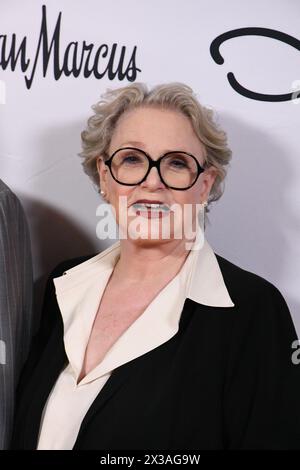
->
[79,82,232,211]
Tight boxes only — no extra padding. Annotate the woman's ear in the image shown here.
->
[200,166,217,202]
[96,156,108,193]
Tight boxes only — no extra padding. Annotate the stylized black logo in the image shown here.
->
[210,27,300,102]
[0,4,141,89]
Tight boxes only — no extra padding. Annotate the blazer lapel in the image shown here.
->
[73,298,197,448]
[73,354,144,448]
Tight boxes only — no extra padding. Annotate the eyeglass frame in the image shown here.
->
[103,147,206,190]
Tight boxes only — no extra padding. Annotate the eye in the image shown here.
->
[170,159,188,168]
[118,152,145,165]
[123,155,141,163]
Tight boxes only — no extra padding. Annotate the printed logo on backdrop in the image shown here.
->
[210,27,300,103]
[0,4,141,90]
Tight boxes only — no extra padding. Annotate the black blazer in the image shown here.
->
[11,252,300,450]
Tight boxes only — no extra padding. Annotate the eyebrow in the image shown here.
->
[118,141,193,154]
[120,141,145,147]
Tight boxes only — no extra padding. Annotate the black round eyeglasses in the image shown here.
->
[104,147,205,190]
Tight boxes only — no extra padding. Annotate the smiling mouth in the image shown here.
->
[131,202,170,213]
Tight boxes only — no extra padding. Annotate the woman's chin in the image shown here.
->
[121,212,179,242]
[116,209,199,244]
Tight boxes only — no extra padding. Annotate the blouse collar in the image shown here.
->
[52,228,234,385]
[54,230,234,308]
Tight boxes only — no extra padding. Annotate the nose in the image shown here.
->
[140,166,166,190]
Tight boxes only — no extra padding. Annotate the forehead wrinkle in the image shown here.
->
[109,109,206,161]
[116,141,199,156]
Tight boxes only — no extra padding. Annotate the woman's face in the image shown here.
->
[97,106,217,244]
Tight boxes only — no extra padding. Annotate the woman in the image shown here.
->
[12,82,300,450]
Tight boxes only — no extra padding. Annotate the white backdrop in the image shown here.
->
[1,0,299,336]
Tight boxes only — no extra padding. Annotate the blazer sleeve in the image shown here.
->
[223,280,300,449]
[0,182,34,449]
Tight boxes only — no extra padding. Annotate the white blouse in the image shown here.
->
[37,232,234,449]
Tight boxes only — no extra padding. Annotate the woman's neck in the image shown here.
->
[113,237,193,284]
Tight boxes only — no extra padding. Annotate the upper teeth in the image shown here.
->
[137,203,162,207]
[132,202,169,210]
